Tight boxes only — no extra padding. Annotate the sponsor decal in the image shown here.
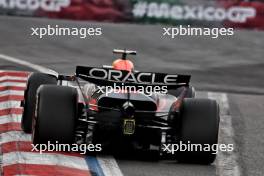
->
[133,2,256,23]
[83,67,181,85]
[0,0,70,12]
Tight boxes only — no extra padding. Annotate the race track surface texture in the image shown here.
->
[0,16,264,176]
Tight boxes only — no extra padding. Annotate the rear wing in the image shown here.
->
[76,66,191,89]
[113,49,136,55]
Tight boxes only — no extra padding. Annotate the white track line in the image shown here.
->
[0,53,123,176]
[0,54,58,76]
[0,90,24,96]
[0,131,31,145]
[0,114,22,124]
[0,76,28,81]
[0,101,21,110]
[97,156,124,176]
[208,92,241,176]
[0,82,26,87]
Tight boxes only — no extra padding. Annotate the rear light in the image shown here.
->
[88,98,98,111]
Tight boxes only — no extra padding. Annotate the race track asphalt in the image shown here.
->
[0,16,264,176]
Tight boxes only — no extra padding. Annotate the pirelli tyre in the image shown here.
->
[32,85,78,144]
[168,86,195,98]
[21,73,57,133]
[176,98,220,164]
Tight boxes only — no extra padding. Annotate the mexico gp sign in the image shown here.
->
[0,0,70,12]
[133,2,256,23]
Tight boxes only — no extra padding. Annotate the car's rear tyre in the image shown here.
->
[176,98,220,164]
[168,86,195,98]
[21,73,57,133]
[32,85,78,144]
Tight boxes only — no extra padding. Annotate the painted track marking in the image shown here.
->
[0,72,91,175]
[208,92,241,176]
[0,54,57,75]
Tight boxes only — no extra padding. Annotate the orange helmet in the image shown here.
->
[112,59,134,72]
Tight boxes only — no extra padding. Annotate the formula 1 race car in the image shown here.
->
[21,49,220,164]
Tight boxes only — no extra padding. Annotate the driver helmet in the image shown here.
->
[112,59,134,72]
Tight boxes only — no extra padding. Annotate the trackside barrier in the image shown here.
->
[0,0,263,29]
[131,0,264,29]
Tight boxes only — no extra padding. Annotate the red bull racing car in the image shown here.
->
[21,49,220,164]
